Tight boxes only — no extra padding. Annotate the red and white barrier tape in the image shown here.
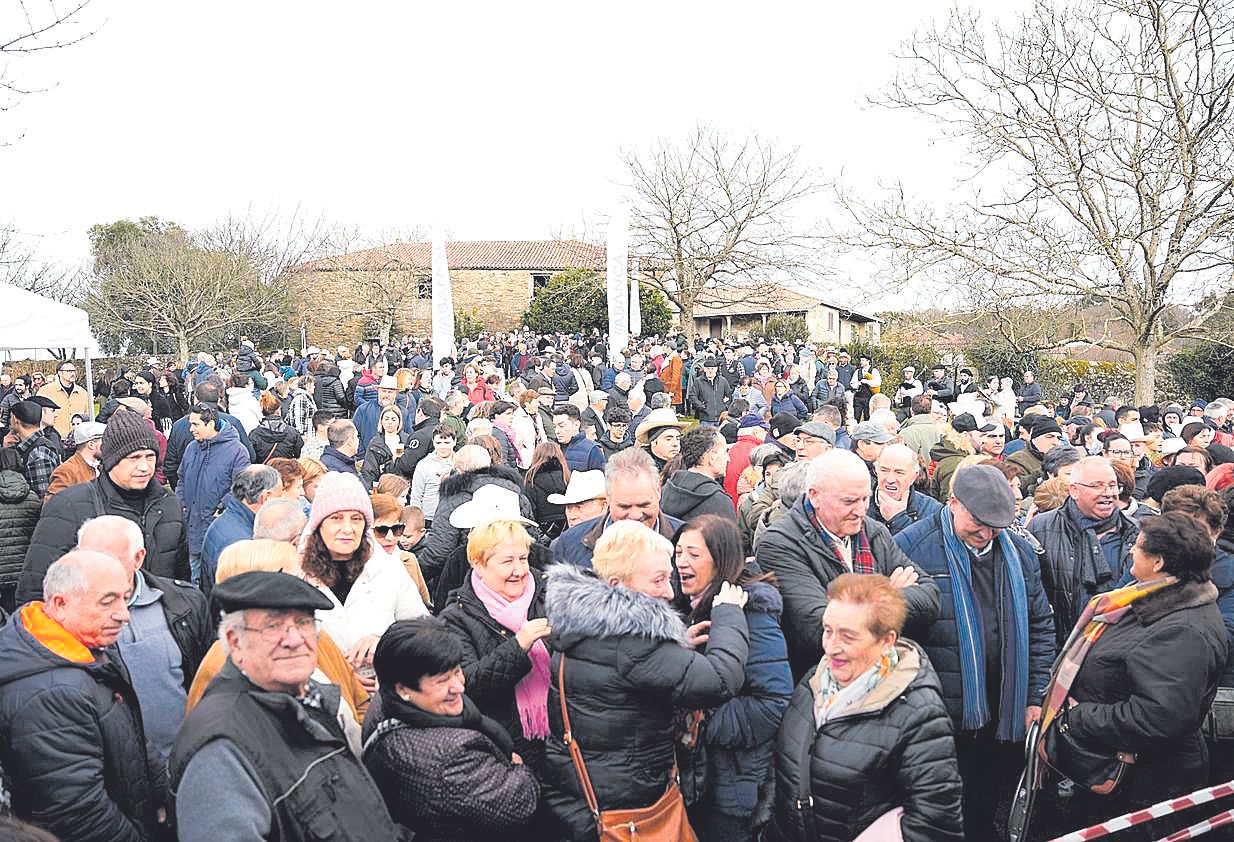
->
[1049,781,1234,842]
[1156,807,1234,841]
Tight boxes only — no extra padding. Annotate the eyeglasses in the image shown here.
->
[243,616,319,643]
[373,523,406,538]
[1073,481,1120,492]
[1105,449,1133,457]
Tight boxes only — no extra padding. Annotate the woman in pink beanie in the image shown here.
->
[299,472,429,685]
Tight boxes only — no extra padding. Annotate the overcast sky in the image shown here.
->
[2,0,1019,309]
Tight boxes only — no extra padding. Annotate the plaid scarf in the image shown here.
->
[806,500,875,574]
[1032,575,1178,785]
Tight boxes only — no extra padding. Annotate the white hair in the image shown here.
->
[43,557,90,599]
[77,515,144,559]
[253,498,308,542]
[218,609,248,655]
[453,443,492,473]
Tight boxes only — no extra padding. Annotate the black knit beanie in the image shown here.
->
[101,410,160,471]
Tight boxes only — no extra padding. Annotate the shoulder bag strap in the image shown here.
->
[557,654,602,820]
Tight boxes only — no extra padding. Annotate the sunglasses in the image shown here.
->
[373,523,406,538]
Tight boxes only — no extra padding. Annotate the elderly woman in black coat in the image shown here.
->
[362,617,540,842]
[766,573,963,842]
[1038,512,1228,841]
[541,520,751,840]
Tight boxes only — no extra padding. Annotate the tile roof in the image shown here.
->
[296,240,606,273]
[691,284,880,322]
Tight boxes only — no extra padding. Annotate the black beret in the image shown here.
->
[27,395,59,410]
[212,571,333,614]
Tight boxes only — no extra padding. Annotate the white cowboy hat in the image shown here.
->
[547,470,606,505]
[449,485,536,529]
[634,407,689,445]
[378,374,399,390]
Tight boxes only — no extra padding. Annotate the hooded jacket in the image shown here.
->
[224,387,262,434]
[313,368,347,418]
[0,468,40,590]
[248,415,303,462]
[540,564,750,839]
[175,421,252,555]
[163,404,255,489]
[0,604,157,841]
[898,414,942,462]
[928,435,973,501]
[765,640,963,842]
[660,469,736,523]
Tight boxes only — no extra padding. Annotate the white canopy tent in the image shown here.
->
[0,283,102,420]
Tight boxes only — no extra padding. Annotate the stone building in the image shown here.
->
[690,285,881,345]
[288,240,606,347]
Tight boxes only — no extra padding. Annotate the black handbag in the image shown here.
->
[1041,713,1136,795]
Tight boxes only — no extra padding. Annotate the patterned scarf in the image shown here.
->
[806,500,875,574]
[940,507,1030,740]
[470,569,550,739]
[1032,576,1178,785]
[810,646,899,726]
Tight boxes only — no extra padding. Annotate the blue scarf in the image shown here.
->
[940,507,1030,740]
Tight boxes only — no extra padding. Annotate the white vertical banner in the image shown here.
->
[431,225,455,366]
[628,256,642,337]
[606,205,629,361]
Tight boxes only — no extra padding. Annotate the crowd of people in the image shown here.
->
[0,330,1231,841]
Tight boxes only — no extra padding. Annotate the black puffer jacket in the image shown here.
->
[17,472,188,605]
[418,465,535,582]
[766,640,963,842]
[525,465,567,539]
[540,563,750,839]
[0,606,157,841]
[360,431,410,491]
[248,416,303,462]
[754,504,940,678]
[1064,579,1227,807]
[660,469,735,522]
[1027,500,1140,646]
[0,468,40,590]
[313,368,347,419]
[439,572,549,761]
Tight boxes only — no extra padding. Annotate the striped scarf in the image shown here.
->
[941,507,1030,740]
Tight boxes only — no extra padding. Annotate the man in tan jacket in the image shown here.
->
[36,361,90,438]
[45,421,103,499]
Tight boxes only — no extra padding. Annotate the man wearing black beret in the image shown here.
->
[169,572,399,841]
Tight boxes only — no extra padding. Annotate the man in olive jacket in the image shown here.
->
[755,449,940,679]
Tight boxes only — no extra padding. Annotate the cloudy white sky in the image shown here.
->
[2,0,1019,309]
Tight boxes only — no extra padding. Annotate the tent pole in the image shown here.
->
[84,353,95,421]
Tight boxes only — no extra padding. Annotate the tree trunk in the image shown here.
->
[177,335,190,365]
[1131,342,1157,405]
[678,292,698,340]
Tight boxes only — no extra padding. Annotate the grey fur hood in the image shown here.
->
[545,563,686,649]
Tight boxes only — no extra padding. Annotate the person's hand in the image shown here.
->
[685,620,712,649]
[712,581,748,609]
[878,490,910,521]
[355,669,377,694]
[515,618,552,651]
[1025,705,1043,728]
[736,473,755,496]
[511,752,524,765]
[346,634,380,667]
[887,566,919,589]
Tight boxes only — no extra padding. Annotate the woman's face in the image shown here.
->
[1129,533,1166,583]
[303,476,319,502]
[496,408,515,426]
[284,478,304,500]
[674,528,717,597]
[1176,451,1208,471]
[775,382,788,397]
[380,410,401,435]
[822,599,896,689]
[71,415,83,429]
[319,510,366,559]
[1165,411,1182,428]
[477,536,531,601]
[373,515,403,554]
[1195,426,1215,447]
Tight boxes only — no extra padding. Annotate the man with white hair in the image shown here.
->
[869,443,942,536]
[755,449,940,678]
[200,465,281,596]
[77,515,210,809]
[253,497,309,544]
[0,550,157,840]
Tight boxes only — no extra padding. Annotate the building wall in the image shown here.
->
[288,268,535,346]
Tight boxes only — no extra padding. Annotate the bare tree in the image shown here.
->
[623,126,823,339]
[838,0,1234,403]
[0,224,87,303]
[1,1,101,116]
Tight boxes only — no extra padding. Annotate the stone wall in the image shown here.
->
[288,268,535,346]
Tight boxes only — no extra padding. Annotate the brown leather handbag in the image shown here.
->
[557,655,698,841]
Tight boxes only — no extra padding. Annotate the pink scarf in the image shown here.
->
[470,569,550,739]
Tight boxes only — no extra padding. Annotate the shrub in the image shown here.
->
[523,268,673,336]
[763,314,809,343]
[454,309,487,340]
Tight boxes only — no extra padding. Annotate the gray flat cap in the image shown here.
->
[951,464,1017,528]
[797,421,836,446]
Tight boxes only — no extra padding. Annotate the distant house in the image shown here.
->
[289,240,606,346]
[689,285,881,345]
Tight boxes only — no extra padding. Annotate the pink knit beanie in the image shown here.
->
[304,472,373,539]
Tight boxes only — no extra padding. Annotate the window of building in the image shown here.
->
[531,272,552,290]
[828,311,835,331]
[415,275,432,299]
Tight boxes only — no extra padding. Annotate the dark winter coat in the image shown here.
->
[1214,538,1234,686]
[525,465,568,539]
[320,446,359,476]
[928,437,972,501]
[687,373,731,423]
[1064,580,1226,806]
[550,512,683,570]
[765,640,963,842]
[418,465,535,581]
[0,607,157,841]
[439,571,549,759]
[1028,501,1139,646]
[754,504,940,678]
[660,469,737,523]
[868,489,942,536]
[771,393,809,421]
[540,563,750,840]
[313,369,347,418]
[893,512,1057,728]
[248,416,303,462]
[175,421,252,555]
[363,694,539,842]
[0,468,41,590]
[390,417,441,483]
[18,471,189,605]
[692,581,793,818]
[360,431,410,491]
[163,405,255,490]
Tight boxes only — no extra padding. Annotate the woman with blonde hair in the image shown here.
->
[186,539,371,728]
[297,456,326,502]
[371,492,432,608]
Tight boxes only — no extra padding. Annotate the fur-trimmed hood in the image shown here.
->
[437,463,523,499]
[545,563,686,649]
